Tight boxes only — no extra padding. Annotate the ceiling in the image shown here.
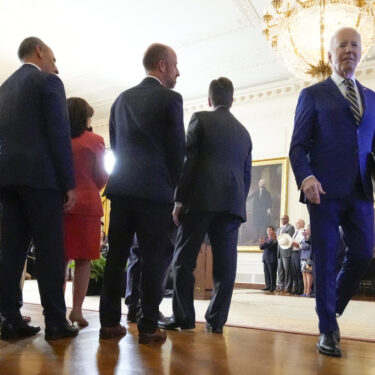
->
[0,0,373,127]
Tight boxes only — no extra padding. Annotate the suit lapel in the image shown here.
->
[323,77,351,111]
[356,80,367,125]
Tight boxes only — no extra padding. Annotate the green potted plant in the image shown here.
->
[69,255,127,296]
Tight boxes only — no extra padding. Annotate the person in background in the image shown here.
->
[259,226,278,292]
[290,219,305,295]
[300,225,313,297]
[64,97,108,327]
[276,215,295,294]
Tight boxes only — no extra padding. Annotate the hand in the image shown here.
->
[63,189,76,212]
[259,237,265,245]
[301,176,326,204]
[172,204,182,226]
[292,241,299,248]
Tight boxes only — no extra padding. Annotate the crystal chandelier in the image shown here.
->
[263,0,375,81]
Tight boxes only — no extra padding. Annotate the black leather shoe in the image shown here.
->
[316,332,341,357]
[205,323,223,334]
[1,320,40,340]
[126,307,141,323]
[158,316,195,330]
[261,287,271,291]
[45,322,79,340]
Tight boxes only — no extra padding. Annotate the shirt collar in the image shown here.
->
[214,105,229,111]
[331,70,356,87]
[147,75,163,86]
[23,62,41,71]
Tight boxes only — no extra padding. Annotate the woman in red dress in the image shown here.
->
[65,97,108,327]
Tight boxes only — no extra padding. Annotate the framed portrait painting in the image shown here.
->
[237,157,289,252]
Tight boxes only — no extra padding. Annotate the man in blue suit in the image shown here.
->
[0,37,78,340]
[100,43,185,344]
[289,27,375,357]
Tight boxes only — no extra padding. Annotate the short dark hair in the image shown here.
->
[18,37,47,61]
[143,43,170,72]
[209,77,234,107]
[67,97,94,138]
[267,226,275,231]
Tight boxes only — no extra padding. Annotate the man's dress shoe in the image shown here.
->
[205,323,223,334]
[316,332,342,357]
[45,322,79,341]
[158,316,195,330]
[99,324,127,339]
[138,328,167,344]
[126,307,140,323]
[261,287,271,291]
[1,321,40,340]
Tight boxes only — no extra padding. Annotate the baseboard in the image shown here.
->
[235,283,264,290]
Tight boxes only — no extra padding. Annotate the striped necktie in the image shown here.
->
[344,79,361,125]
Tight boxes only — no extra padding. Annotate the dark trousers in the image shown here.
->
[308,188,373,334]
[125,223,176,310]
[291,251,303,294]
[263,261,277,290]
[99,195,172,333]
[172,212,241,328]
[0,187,66,327]
[277,256,292,291]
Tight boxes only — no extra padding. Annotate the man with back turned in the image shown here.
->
[159,77,252,333]
[99,43,185,344]
[0,37,78,340]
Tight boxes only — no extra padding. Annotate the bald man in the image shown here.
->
[290,27,375,357]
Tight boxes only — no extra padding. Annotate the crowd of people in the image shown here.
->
[259,217,314,297]
[0,25,374,359]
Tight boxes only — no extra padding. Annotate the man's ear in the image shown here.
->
[208,97,212,107]
[159,59,166,73]
[35,45,43,59]
[328,51,332,65]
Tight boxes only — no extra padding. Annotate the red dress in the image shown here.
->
[64,130,108,260]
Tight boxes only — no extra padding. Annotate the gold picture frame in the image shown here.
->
[237,157,289,253]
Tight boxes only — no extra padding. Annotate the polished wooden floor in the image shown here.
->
[0,304,375,375]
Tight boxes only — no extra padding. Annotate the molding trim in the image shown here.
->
[183,59,375,115]
[233,0,261,27]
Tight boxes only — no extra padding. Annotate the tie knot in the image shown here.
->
[344,79,354,88]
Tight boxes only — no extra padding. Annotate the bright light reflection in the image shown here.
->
[104,150,115,174]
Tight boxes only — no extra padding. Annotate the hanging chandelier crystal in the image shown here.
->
[263,0,375,81]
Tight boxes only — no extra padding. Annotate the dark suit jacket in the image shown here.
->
[0,64,75,192]
[105,77,185,203]
[175,107,252,222]
[289,77,375,202]
[260,238,277,263]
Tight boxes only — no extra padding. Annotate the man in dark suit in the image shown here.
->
[99,43,185,344]
[0,37,78,340]
[259,226,278,292]
[290,28,375,357]
[276,215,295,294]
[159,77,252,333]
